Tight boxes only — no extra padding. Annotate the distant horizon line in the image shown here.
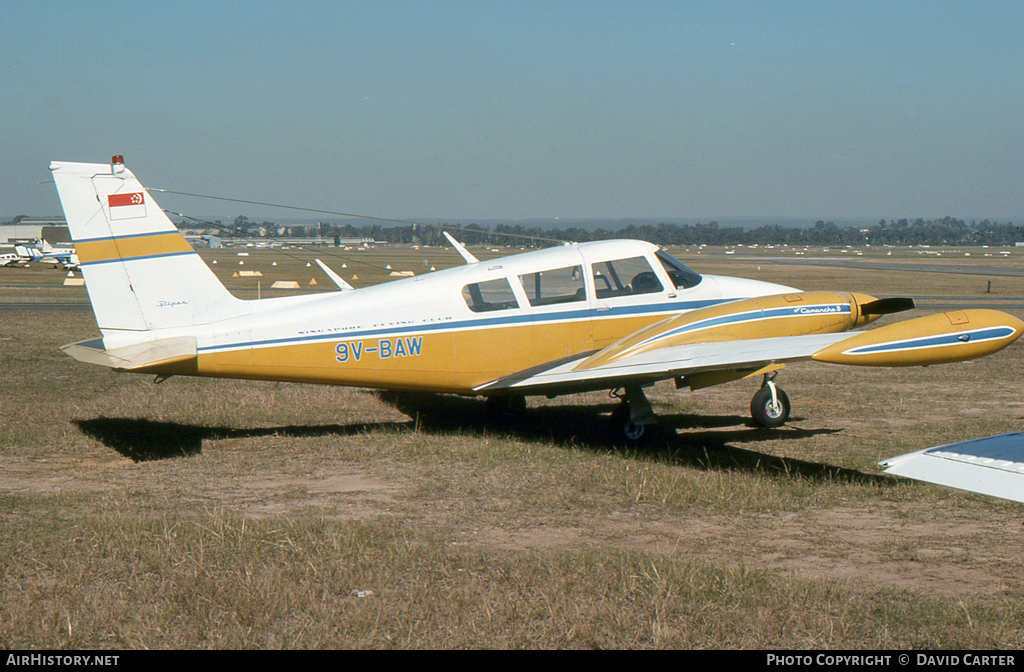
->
[2,214,1021,229]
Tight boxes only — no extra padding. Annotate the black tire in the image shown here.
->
[750,385,791,428]
[610,404,653,444]
[623,420,646,442]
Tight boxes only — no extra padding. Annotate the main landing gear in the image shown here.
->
[611,373,792,442]
[610,386,657,442]
[750,373,790,428]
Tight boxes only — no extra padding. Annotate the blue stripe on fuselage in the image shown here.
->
[197,297,733,354]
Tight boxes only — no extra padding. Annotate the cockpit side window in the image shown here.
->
[462,278,520,313]
[518,265,586,306]
[655,249,703,289]
[592,256,664,298]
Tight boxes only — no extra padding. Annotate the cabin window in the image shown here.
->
[462,278,520,313]
[592,256,664,299]
[655,249,703,289]
[518,265,586,306]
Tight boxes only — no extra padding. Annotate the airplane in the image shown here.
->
[0,252,23,267]
[39,240,80,268]
[881,432,1024,504]
[49,156,1024,441]
[13,240,79,268]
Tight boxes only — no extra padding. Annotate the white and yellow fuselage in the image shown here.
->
[51,159,1024,402]
[72,235,800,393]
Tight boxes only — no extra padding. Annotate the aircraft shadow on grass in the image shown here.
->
[377,391,892,487]
[72,417,397,463]
[73,391,890,486]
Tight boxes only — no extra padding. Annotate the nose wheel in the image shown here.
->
[750,375,790,428]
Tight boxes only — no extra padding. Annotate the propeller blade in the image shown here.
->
[861,297,915,315]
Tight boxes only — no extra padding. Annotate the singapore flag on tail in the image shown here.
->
[107,192,146,220]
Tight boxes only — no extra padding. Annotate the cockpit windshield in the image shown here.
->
[655,249,703,289]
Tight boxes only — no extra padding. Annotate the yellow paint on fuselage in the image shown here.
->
[177,311,672,393]
[195,336,454,391]
[450,315,671,388]
[150,291,897,392]
[139,293,1024,391]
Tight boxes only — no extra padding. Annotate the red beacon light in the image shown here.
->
[111,155,124,165]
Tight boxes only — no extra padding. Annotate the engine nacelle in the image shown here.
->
[812,309,1024,366]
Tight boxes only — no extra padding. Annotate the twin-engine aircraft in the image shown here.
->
[50,157,1024,441]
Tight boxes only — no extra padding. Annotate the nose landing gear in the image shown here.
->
[750,373,790,428]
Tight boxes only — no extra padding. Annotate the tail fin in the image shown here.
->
[49,157,246,333]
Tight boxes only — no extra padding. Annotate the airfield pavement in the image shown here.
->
[2,244,1024,648]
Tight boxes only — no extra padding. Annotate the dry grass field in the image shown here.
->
[2,243,1024,649]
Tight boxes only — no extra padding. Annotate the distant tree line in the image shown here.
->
[485,218,1023,248]
[7,213,1020,248]
[197,216,1024,248]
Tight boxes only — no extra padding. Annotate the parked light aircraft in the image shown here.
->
[0,252,23,267]
[14,240,79,268]
[39,240,79,268]
[50,157,1024,440]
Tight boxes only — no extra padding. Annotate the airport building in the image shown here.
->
[0,219,70,244]
[2,219,378,248]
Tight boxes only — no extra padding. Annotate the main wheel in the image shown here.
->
[750,385,791,428]
[623,419,646,441]
[610,404,654,443]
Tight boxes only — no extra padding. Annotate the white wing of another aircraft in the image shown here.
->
[880,432,1024,504]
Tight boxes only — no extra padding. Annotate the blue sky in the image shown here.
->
[2,1,1022,221]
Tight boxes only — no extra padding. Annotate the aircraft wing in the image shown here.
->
[880,432,1024,504]
[476,293,1024,396]
[475,332,853,394]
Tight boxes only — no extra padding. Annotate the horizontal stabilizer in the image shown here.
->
[61,336,197,371]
